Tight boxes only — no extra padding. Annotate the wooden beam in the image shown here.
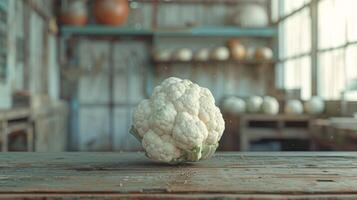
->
[311,0,318,96]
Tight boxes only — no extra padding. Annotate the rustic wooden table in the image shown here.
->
[0,152,356,199]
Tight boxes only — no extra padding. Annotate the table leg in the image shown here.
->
[27,123,34,152]
[1,121,8,152]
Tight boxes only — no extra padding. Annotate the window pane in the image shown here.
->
[318,0,347,49]
[346,0,357,42]
[345,44,357,100]
[282,0,309,16]
[318,49,346,100]
[346,45,357,82]
[284,56,311,100]
[281,8,311,59]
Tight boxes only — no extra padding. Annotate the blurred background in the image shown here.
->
[0,0,356,152]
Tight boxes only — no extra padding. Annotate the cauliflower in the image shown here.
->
[131,77,225,164]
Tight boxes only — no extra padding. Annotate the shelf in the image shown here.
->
[61,26,153,36]
[133,0,265,4]
[61,25,277,38]
[156,26,277,37]
[153,59,276,65]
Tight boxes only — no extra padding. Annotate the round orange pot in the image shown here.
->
[94,0,129,26]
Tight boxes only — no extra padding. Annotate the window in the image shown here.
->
[318,0,357,100]
[278,0,311,100]
[277,0,357,101]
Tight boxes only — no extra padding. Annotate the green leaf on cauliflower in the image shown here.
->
[201,143,219,160]
[130,126,142,142]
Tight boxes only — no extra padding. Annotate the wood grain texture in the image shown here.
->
[239,115,312,151]
[0,152,357,199]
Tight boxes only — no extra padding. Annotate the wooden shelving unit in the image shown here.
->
[0,108,33,152]
[239,114,312,151]
[59,1,278,151]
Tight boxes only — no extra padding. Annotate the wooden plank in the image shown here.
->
[61,26,277,38]
[0,152,357,199]
[0,108,31,121]
[5,122,29,133]
[239,114,311,151]
[2,193,357,200]
[246,128,309,140]
[240,114,311,121]
[154,59,276,65]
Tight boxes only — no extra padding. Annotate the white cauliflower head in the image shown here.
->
[131,77,225,164]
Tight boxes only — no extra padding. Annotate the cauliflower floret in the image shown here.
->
[132,100,151,137]
[149,102,177,136]
[172,112,208,150]
[142,130,181,163]
[172,83,201,116]
[131,77,225,164]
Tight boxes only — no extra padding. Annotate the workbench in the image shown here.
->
[239,114,312,151]
[0,152,356,199]
[0,108,33,151]
[310,118,357,150]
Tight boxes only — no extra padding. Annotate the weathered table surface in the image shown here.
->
[1,152,357,199]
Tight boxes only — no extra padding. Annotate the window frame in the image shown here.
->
[276,0,313,99]
[277,0,357,101]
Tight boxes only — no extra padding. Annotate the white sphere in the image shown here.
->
[211,47,230,61]
[285,100,303,115]
[222,97,246,115]
[173,48,193,61]
[255,47,273,60]
[194,48,210,61]
[304,96,325,115]
[153,49,172,61]
[245,47,255,59]
[246,96,263,113]
[239,5,269,28]
[261,96,279,115]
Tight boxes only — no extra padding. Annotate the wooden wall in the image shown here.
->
[68,0,274,151]
[75,39,149,151]
[0,0,60,109]
[0,0,68,151]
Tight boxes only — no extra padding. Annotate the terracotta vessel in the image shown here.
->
[94,0,129,26]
